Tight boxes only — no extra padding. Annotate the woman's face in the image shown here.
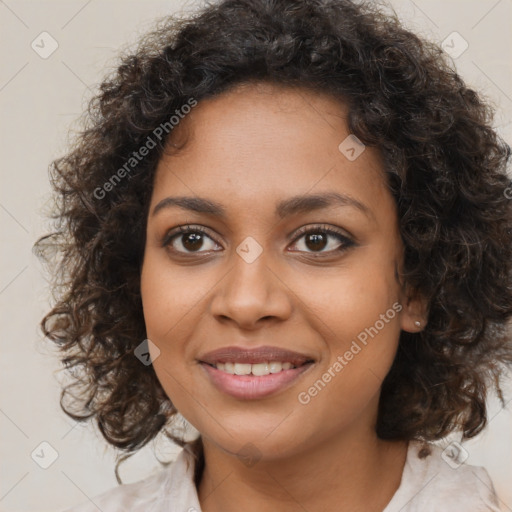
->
[141,82,423,460]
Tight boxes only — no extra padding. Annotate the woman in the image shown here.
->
[35,0,512,510]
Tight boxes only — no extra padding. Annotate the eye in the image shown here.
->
[162,225,221,254]
[161,224,355,257]
[289,224,355,255]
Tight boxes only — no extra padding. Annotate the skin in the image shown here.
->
[140,81,428,512]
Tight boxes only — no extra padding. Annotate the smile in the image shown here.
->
[200,360,314,400]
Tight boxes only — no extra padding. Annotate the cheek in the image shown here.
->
[140,257,193,413]
[292,254,402,409]
[140,252,215,404]
[140,255,194,398]
[290,251,401,345]
[140,251,207,342]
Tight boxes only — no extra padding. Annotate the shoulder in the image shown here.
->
[60,448,200,512]
[385,441,502,512]
[60,467,170,512]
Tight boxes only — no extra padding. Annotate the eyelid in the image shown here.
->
[161,224,218,248]
[290,223,354,243]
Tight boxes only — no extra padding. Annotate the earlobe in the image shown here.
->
[399,288,429,333]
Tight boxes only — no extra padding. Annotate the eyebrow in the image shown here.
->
[151,191,373,221]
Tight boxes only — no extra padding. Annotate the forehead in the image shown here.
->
[151,82,393,224]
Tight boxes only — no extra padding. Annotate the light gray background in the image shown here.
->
[1,1,511,511]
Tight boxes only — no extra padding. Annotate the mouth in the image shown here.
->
[198,345,315,399]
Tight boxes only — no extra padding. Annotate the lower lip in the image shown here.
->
[200,363,313,400]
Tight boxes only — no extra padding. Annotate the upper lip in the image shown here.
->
[198,345,315,366]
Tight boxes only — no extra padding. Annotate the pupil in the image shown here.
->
[183,233,203,251]
[306,233,327,251]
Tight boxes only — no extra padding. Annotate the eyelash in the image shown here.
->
[161,224,355,257]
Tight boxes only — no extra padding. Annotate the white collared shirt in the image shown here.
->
[62,441,502,512]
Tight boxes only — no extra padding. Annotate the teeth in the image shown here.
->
[252,362,270,376]
[213,361,298,375]
[234,363,251,375]
[269,361,282,373]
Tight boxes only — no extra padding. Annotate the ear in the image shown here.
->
[399,285,429,333]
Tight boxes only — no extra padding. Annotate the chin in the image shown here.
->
[199,421,310,463]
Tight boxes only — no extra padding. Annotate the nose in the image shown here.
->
[209,248,293,331]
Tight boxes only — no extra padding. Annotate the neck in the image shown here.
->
[197,428,408,512]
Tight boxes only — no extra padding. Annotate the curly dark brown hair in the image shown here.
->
[34,0,512,469]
